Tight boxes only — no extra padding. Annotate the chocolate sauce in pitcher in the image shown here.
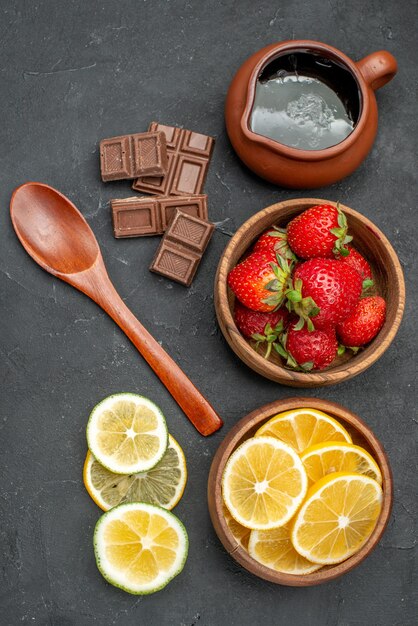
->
[250,52,361,151]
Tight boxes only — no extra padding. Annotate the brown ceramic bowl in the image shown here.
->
[214,198,405,388]
[208,397,393,587]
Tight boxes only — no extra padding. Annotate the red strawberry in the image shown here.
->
[233,301,289,338]
[253,227,296,261]
[337,296,386,347]
[287,204,352,259]
[337,246,373,283]
[289,258,362,330]
[234,302,289,359]
[227,252,291,312]
[280,323,338,371]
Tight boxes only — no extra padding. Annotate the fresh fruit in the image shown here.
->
[290,258,363,329]
[222,436,308,530]
[280,322,338,371]
[94,502,188,594]
[337,296,386,347]
[83,434,187,512]
[253,226,296,261]
[228,252,292,312]
[248,525,322,575]
[223,503,251,550]
[287,204,352,259]
[337,246,373,283]
[233,301,288,338]
[300,441,382,486]
[233,301,289,358]
[86,393,168,475]
[255,409,352,454]
[291,472,383,565]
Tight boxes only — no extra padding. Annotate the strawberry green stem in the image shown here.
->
[330,203,353,257]
[285,278,319,331]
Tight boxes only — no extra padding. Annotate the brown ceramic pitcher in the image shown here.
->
[225,40,397,188]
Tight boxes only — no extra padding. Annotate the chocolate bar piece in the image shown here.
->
[111,194,208,238]
[150,210,214,286]
[132,122,214,196]
[100,131,168,181]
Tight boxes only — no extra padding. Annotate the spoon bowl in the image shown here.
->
[11,183,99,275]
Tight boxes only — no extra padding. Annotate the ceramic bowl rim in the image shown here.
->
[240,40,371,162]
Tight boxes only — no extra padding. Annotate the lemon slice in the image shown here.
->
[248,525,322,575]
[222,503,251,550]
[300,441,382,486]
[94,502,188,594]
[87,394,168,474]
[84,435,187,511]
[222,437,308,530]
[255,409,352,453]
[291,472,383,565]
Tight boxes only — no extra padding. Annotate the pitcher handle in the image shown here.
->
[356,50,397,91]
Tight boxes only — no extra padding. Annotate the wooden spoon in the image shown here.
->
[10,182,223,436]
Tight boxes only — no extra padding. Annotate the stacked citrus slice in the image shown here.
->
[222,408,383,575]
[84,434,187,512]
[94,502,188,595]
[83,393,188,594]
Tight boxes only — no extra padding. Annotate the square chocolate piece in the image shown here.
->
[100,131,167,181]
[132,122,214,196]
[150,245,200,286]
[149,210,214,286]
[111,195,208,238]
[167,211,214,254]
[112,197,162,237]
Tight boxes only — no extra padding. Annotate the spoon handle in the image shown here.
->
[74,260,223,436]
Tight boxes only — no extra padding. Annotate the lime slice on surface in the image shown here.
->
[94,502,188,594]
[87,393,168,474]
[84,434,187,511]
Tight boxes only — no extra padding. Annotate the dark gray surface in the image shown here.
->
[1,1,417,624]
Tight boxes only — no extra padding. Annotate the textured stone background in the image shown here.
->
[0,1,417,624]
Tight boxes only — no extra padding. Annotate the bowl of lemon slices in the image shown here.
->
[207,397,392,586]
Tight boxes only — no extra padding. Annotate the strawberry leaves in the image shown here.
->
[266,227,297,261]
[362,278,374,291]
[330,203,353,257]
[252,320,285,359]
[275,330,314,371]
[261,254,293,310]
[285,277,320,332]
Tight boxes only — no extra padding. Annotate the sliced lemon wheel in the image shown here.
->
[255,409,352,453]
[87,394,168,474]
[222,436,308,530]
[300,441,382,486]
[94,502,188,594]
[291,472,383,565]
[84,435,187,511]
[248,525,322,575]
[222,503,251,550]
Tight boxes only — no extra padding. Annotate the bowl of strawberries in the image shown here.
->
[214,199,405,387]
